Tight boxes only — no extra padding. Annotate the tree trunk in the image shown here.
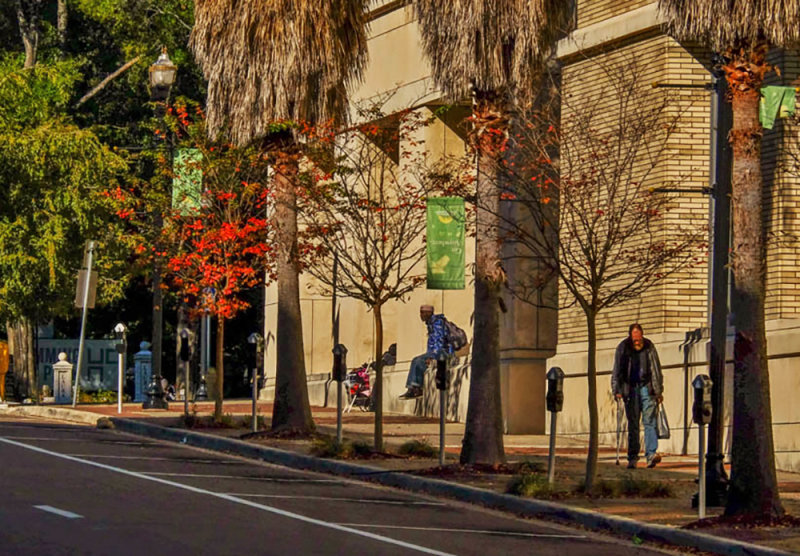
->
[460,90,506,466]
[723,46,783,518]
[270,150,314,433]
[57,0,67,54]
[8,319,35,399]
[214,317,224,421]
[15,0,41,68]
[373,303,384,452]
[583,310,599,490]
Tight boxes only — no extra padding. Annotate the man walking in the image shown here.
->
[612,323,664,469]
[399,304,451,400]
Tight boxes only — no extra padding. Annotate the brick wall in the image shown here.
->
[763,49,800,320]
[558,34,711,343]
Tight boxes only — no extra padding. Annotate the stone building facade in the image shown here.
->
[260,0,800,470]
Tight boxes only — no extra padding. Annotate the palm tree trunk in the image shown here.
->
[215,317,224,420]
[584,309,599,490]
[271,150,314,433]
[460,90,506,466]
[373,303,384,452]
[724,46,783,518]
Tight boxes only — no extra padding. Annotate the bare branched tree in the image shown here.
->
[495,59,706,489]
[301,108,457,450]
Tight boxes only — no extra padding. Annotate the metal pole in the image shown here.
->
[548,412,558,484]
[184,360,189,417]
[251,365,258,433]
[117,350,124,414]
[336,381,343,444]
[439,389,446,466]
[699,423,707,519]
[706,61,732,505]
[72,241,95,407]
[200,316,207,379]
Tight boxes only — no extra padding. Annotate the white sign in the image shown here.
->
[38,339,118,391]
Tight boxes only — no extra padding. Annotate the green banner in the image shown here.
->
[427,197,465,290]
[172,148,203,215]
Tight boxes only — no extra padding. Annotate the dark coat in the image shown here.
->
[611,337,663,398]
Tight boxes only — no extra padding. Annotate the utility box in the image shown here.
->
[134,342,153,403]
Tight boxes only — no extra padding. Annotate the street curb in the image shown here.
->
[102,417,793,556]
[0,405,101,426]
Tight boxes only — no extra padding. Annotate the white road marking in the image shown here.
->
[1,437,150,445]
[0,437,454,556]
[65,455,240,464]
[143,472,338,483]
[34,505,83,519]
[225,494,446,506]
[337,523,587,539]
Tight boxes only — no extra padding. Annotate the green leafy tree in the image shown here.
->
[0,56,126,395]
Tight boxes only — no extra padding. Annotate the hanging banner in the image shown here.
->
[427,197,465,290]
[172,148,203,215]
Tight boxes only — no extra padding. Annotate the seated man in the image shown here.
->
[399,305,451,400]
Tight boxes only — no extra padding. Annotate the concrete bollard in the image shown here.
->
[53,353,73,404]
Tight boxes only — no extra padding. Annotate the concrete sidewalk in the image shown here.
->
[2,399,799,555]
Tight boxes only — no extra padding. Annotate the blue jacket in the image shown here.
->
[426,314,452,357]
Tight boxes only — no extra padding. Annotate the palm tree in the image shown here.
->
[191,0,370,433]
[413,0,575,465]
[657,0,800,518]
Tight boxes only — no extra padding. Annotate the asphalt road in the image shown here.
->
[0,416,680,555]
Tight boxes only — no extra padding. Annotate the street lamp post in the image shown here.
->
[146,47,177,406]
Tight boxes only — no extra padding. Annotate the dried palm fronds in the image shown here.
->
[413,0,575,101]
[658,0,800,50]
[191,0,370,146]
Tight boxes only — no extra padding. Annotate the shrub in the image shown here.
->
[575,475,675,498]
[310,436,351,458]
[507,473,556,498]
[350,440,373,458]
[397,439,437,458]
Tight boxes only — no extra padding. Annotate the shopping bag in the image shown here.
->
[656,403,671,440]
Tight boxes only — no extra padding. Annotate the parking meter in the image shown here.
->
[332,344,348,382]
[546,367,565,413]
[692,374,713,425]
[114,323,127,355]
[435,350,448,390]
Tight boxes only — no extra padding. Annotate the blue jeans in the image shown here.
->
[406,354,429,388]
[624,385,658,461]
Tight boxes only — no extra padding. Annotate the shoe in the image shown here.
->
[646,453,662,468]
[626,460,637,469]
[399,386,422,400]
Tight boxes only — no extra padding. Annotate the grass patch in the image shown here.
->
[241,414,267,431]
[397,439,438,458]
[507,473,558,498]
[310,436,350,458]
[516,460,546,475]
[575,475,675,498]
[350,440,374,458]
[309,436,379,459]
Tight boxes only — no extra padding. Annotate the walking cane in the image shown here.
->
[615,397,624,466]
